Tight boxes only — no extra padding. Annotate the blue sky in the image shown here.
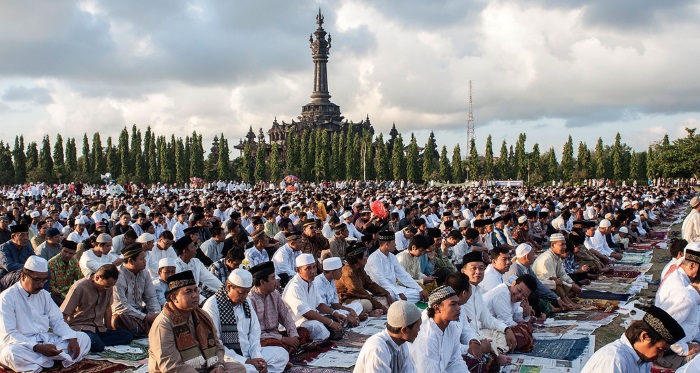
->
[0,0,698,158]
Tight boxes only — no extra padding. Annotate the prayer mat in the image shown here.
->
[574,299,619,312]
[90,339,149,363]
[598,275,637,284]
[584,282,632,293]
[288,366,350,373]
[578,289,631,301]
[533,323,577,336]
[552,310,614,322]
[604,270,641,278]
[652,231,668,240]
[416,301,428,310]
[521,337,589,361]
[334,331,368,349]
[290,340,336,365]
[0,359,129,373]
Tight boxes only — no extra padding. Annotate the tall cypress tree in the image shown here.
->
[13,136,27,184]
[148,130,158,183]
[143,127,153,183]
[38,136,53,182]
[300,130,310,181]
[118,127,130,180]
[330,132,341,180]
[406,134,419,182]
[374,134,389,180]
[514,133,527,180]
[344,127,356,180]
[92,132,105,178]
[438,145,451,182]
[175,137,188,183]
[53,134,66,183]
[391,134,406,181]
[451,144,463,182]
[422,133,437,181]
[611,133,623,181]
[496,140,508,179]
[158,136,172,183]
[285,131,299,176]
[189,132,205,179]
[241,142,254,183]
[254,141,266,182]
[79,134,91,180]
[483,135,494,180]
[105,137,120,179]
[468,138,479,180]
[530,143,543,185]
[268,142,280,182]
[561,135,574,183]
[546,147,559,182]
[0,143,14,185]
[26,142,39,179]
[65,138,78,181]
[314,129,328,181]
[218,135,230,180]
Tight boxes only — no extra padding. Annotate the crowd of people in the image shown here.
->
[0,180,695,372]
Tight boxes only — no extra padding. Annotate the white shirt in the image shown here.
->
[244,247,270,268]
[174,257,222,294]
[394,231,410,252]
[79,250,118,277]
[67,230,89,244]
[483,283,528,327]
[321,223,334,240]
[663,284,700,356]
[419,307,480,356]
[271,244,299,278]
[661,257,684,281]
[354,329,415,373]
[591,229,613,257]
[480,264,506,294]
[202,297,262,364]
[313,274,339,306]
[0,283,78,349]
[463,283,508,336]
[345,221,364,240]
[581,335,650,373]
[147,246,178,279]
[365,249,422,300]
[656,267,691,308]
[171,221,188,240]
[682,209,700,242]
[410,318,468,373]
[201,238,224,262]
[281,274,321,326]
[452,240,470,264]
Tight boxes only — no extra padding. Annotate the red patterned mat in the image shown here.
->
[0,359,128,373]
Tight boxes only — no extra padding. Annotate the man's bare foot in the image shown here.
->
[368,309,383,317]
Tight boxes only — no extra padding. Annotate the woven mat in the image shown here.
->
[0,359,128,373]
[521,338,589,361]
[290,340,336,365]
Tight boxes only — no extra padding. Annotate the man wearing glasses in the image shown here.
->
[61,264,133,352]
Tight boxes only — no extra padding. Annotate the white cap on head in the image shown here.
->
[517,216,528,224]
[550,233,566,242]
[599,219,611,228]
[30,211,40,219]
[341,211,353,220]
[322,257,342,271]
[515,243,532,258]
[24,256,48,272]
[295,253,315,268]
[619,227,628,234]
[387,300,422,328]
[137,233,155,243]
[158,258,176,268]
[228,269,253,288]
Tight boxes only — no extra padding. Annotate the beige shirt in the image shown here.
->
[61,277,112,333]
[532,249,574,290]
[396,250,427,285]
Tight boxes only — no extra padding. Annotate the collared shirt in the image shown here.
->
[562,254,580,274]
[175,257,223,295]
[483,283,529,327]
[581,335,649,373]
[61,278,112,333]
[335,264,389,309]
[147,246,178,279]
[0,283,78,349]
[682,209,700,242]
[480,264,506,294]
[203,296,263,364]
[112,265,161,319]
[366,249,422,300]
[248,287,299,340]
[313,274,339,306]
[463,284,508,337]
[663,283,700,356]
[244,247,270,268]
[410,317,469,373]
[0,240,34,279]
[505,261,558,301]
[152,278,168,307]
[532,249,574,290]
[201,238,225,263]
[282,274,321,326]
[35,241,61,261]
[79,249,117,277]
[354,329,416,373]
[209,258,233,285]
[396,250,427,283]
[656,268,691,309]
[48,255,82,298]
[271,244,299,278]
[394,231,410,252]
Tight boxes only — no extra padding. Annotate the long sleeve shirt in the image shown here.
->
[682,209,700,242]
[175,257,223,294]
[656,268,691,309]
[203,297,263,364]
[354,329,416,373]
[662,284,700,356]
[200,238,224,263]
[112,265,161,319]
[505,261,559,301]
[396,250,427,284]
[366,250,422,300]
[483,283,528,327]
[0,283,78,350]
[532,249,574,290]
[147,247,178,279]
[79,249,118,277]
[281,275,321,326]
[410,318,469,373]
[248,288,299,341]
[581,335,649,373]
[0,240,33,278]
[335,264,389,309]
[152,278,168,307]
[463,284,508,336]
[480,265,506,294]
[271,244,298,278]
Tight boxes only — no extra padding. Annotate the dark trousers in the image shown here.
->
[83,329,134,352]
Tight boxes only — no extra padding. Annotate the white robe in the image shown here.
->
[661,284,700,356]
[78,250,118,277]
[354,329,415,373]
[656,268,691,308]
[202,297,288,373]
[147,247,178,279]
[365,250,422,303]
[483,283,528,327]
[281,274,329,340]
[174,257,223,295]
[410,318,468,373]
[480,265,506,294]
[271,244,299,278]
[581,335,650,373]
[0,284,92,372]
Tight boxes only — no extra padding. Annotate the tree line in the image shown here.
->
[0,124,695,186]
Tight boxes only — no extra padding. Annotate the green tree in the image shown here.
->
[330,132,341,180]
[392,134,406,181]
[300,130,310,180]
[143,127,153,183]
[130,125,146,182]
[0,143,14,185]
[158,136,172,183]
[314,129,328,181]
[218,135,231,180]
[53,134,66,182]
[118,127,130,180]
[574,141,589,182]
[438,146,451,182]
[496,140,508,179]
[255,139,267,182]
[79,134,91,179]
[451,144,463,182]
[422,132,437,181]
[467,138,479,180]
[611,133,623,181]
[561,135,574,183]
[147,130,158,183]
[37,135,53,182]
[175,137,189,183]
[285,131,300,176]
[646,145,655,181]
[241,142,254,183]
[545,147,559,182]
[593,138,605,179]
[92,132,105,179]
[344,128,355,180]
[513,133,527,179]
[13,136,27,184]
[483,135,494,180]
[65,138,78,181]
[189,132,205,179]
[530,143,543,185]
[269,141,281,182]
[25,142,39,180]
[406,134,419,182]
[375,134,390,180]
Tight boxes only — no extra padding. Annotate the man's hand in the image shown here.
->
[480,338,492,354]
[345,314,359,327]
[556,297,569,310]
[399,293,407,301]
[505,328,517,352]
[33,343,62,357]
[688,343,700,355]
[281,336,300,350]
[418,290,428,302]
[423,276,435,284]
[328,320,343,332]
[386,295,395,305]
[468,340,482,359]
[571,283,582,294]
[67,338,80,359]
[245,358,268,373]
[144,313,158,323]
[332,311,347,324]
[553,278,563,286]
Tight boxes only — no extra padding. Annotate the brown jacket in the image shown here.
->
[335,264,389,309]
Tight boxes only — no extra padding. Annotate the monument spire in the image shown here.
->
[309,8,332,103]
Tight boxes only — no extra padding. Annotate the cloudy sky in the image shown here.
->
[1,0,699,158]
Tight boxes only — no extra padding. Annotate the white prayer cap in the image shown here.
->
[322,257,342,271]
[137,233,155,243]
[619,227,628,234]
[604,213,613,220]
[621,202,632,209]
[158,258,176,268]
[295,253,315,268]
[515,243,532,258]
[228,269,253,288]
[517,216,528,224]
[76,216,88,225]
[550,233,566,242]
[599,219,611,228]
[24,256,48,272]
[396,199,404,205]
[30,211,40,219]
[387,300,422,328]
[341,211,353,220]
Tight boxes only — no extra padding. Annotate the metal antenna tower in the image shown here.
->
[466,80,475,158]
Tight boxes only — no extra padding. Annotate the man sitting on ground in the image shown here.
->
[47,240,82,306]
